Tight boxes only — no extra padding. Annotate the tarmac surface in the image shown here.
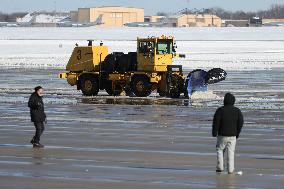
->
[0,68,283,189]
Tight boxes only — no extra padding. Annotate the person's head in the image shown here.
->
[224,93,235,106]
[34,86,44,97]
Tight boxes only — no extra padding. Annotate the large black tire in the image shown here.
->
[131,76,151,97]
[80,77,99,96]
[183,78,189,98]
[101,54,116,72]
[170,90,181,98]
[157,88,166,97]
[105,81,122,96]
[169,74,184,98]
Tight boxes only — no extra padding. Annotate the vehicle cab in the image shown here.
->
[137,35,176,72]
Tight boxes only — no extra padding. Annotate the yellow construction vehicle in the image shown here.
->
[59,35,187,98]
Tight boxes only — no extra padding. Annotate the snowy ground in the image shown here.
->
[0,27,284,189]
[0,27,283,69]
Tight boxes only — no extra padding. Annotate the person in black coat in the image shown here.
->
[28,86,46,148]
[212,93,244,174]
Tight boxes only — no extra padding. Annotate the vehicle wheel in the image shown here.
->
[105,81,122,96]
[169,74,184,98]
[131,77,151,97]
[80,77,99,96]
[183,79,189,98]
[157,88,166,97]
[170,90,181,98]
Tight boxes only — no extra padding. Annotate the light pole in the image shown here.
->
[187,0,190,26]
[54,1,57,13]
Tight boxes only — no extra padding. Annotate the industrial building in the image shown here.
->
[144,15,165,23]
[222,20,249,27]
[70,6,144,27]
[262,18,284,26]
[167,14,222,27]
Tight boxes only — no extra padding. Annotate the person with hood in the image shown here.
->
[28,86,46,148]
[212,93,244,174]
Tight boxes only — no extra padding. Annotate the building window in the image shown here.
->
[109,13,122,18]
[196,18,205,23]
[116,13,122,18]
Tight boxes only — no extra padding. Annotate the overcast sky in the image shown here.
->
[1,0,284,15]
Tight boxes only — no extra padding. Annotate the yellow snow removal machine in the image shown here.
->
[59,35,187,98]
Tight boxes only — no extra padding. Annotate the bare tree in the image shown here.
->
[157,12,170,16]
[0,12,27,22]
[169,4,284,20]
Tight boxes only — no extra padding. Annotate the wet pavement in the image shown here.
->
[0,68,284,189]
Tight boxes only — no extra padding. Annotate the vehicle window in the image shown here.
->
[157,41,172,54]
[139,41,154,53]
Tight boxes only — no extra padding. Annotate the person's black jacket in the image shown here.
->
[28,92,46,122]
[212,93,243,138]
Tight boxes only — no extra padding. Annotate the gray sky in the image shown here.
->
[1,0,284,15]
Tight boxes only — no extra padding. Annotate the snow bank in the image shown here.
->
[1,27,284,41]
[0,27,283,70]
[190,91,220,100]
[35,14,67,23]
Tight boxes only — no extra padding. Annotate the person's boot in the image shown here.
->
[216,169,223,173]
[30,138,35,144]
[33,143,44,148]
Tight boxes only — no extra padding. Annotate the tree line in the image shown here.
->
[0,12,27,22]
[157,4,284,20]
[207,4,284,20]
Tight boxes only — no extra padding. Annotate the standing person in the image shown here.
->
[212,93,244,174]
[28,86,46,148]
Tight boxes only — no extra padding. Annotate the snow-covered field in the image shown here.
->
[0,27,283,108]
[0,27,283,69]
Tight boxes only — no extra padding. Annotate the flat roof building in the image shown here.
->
[71,6,144,27]
[167,14,221,27]
[144,15,165,23]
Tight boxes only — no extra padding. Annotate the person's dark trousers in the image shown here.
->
[32,122,45,143]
